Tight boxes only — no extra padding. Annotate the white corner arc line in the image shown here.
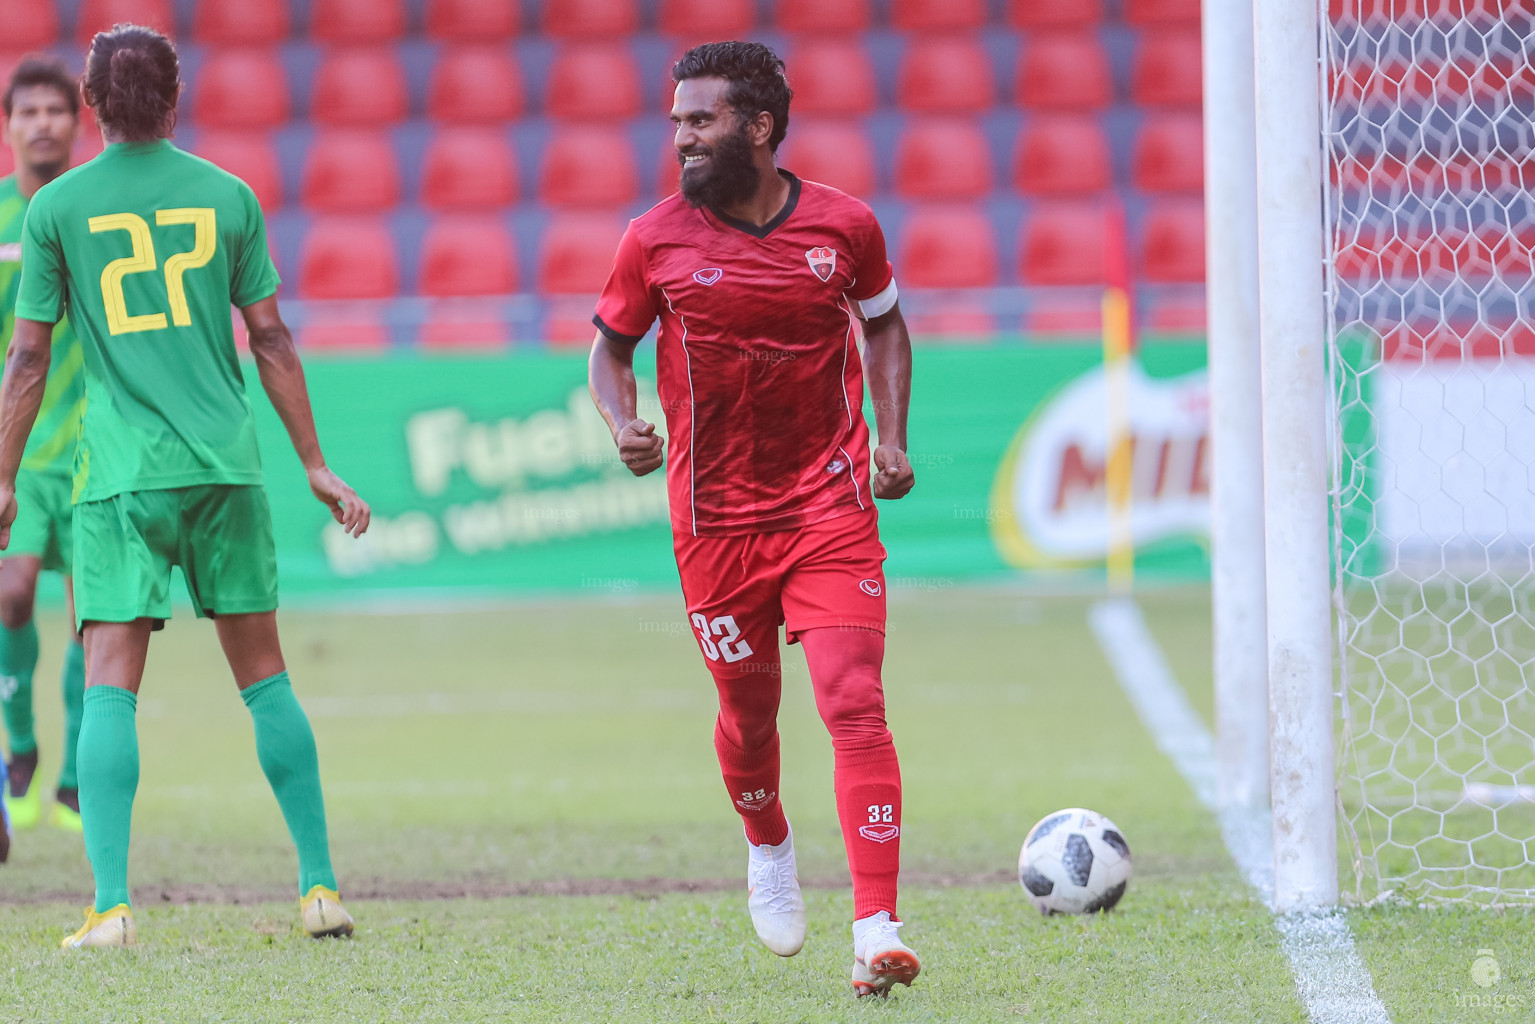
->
[1089,598,1392,1024]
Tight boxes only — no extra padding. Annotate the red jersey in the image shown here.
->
[594,172,898,537]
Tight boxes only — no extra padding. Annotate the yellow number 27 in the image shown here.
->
[88,208,216,336]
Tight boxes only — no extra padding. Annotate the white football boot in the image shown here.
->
[851,911,921,997]
[746,826,807,956]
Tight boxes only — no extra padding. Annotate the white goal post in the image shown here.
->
[1212,0,1535,908]
[1252,0,1340,912]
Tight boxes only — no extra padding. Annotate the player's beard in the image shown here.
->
[25,157,68,182]
[23,138,70,183]
[678,123,761,212]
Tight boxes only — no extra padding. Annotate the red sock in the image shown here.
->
[834,736,902,919]
[797,626,903,919]
[714,721,790,847]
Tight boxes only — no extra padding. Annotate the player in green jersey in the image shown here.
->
[0,56,88,848]
[0,25,371,948]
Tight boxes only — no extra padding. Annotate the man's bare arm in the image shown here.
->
[588,331,664,476]
[241,295,371,536]
[0,318,55,546]
[861,302,915,500]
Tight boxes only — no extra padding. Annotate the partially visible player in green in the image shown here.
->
[0,56,87,841]
[0,24,372,948]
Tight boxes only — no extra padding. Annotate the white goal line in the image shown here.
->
[1089,598,1392,1024]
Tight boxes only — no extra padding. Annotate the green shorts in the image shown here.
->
[73,485,279,628]
[8,469,74,573]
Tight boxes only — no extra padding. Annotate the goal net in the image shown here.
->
[1326,0,1535,904]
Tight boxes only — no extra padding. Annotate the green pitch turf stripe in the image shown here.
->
[1091,598,1393,1024]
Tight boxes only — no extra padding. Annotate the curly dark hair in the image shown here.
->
[84,23,180,141]
[3,54,79,118]
[672,41,793,152]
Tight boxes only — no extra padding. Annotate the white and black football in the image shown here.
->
[1018,807,1132,915]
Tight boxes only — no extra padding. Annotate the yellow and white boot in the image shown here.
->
[300,884,354,938]
[61,905,137,949]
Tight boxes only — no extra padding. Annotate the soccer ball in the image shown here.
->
[1017,807,1132,915]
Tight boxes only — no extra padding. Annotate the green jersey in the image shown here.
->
[16,140,280,503]
[0,175,84,478]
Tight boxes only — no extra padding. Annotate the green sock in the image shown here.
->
[57,640,85,791]
[77,686,139,912]
[242,672,337,894]
[0,620,40,756]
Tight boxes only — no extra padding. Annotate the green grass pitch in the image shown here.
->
[2,589,1530,1022]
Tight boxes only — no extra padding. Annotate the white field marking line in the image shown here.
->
[1089,598,1392,1024]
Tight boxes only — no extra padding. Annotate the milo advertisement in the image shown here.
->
[988,354,1210,573]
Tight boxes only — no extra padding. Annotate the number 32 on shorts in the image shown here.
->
[690,613,753,663]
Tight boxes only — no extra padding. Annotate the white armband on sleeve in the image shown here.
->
[849,279,899,320]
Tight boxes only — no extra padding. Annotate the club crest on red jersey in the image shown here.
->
[693,267,722,286]
[805,246,837,282]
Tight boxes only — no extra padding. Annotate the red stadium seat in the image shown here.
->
[309,0,406,42]
[656,142,680,198]
[419,218,518,296]
[1144,295,1205,333]
[899,205,999,288]
[1132,31,1203,107]
[1140,201,1206,282]
[1015,33,1113,110]
[299,219,399,299]
[1006,0,1103,27]
[421,128,518,209]
[1023,294,1102,335]
[897,37,994,114]
[1014,116,1111,196]
[775,0,869,32]
[428,46,525,122]
[904,299,995,338]
[539,125,639,207]
[75,0,173,45]
[539,213,627,294]
[894,119,992,199]
[545,44,642,119]
[193,0,289,44]
[1132,114,1204,192]
[787,39,878,116]
[778,120,876,198]
[417,302,514,348]
[190,49,291,130]
[299,317,390,349]
[301,130,401,212]
[543,0,639,37]
[1020,203,1111,285]
[1124,0,1201,24]
[426,0,520,40]
[311,48,409,125]
[191,131,283,210]
[0,0,60,49]
[659,0,754,39]
[892,0,985,30]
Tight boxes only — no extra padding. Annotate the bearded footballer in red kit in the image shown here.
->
[587,41,921,997]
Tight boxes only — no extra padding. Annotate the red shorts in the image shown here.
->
[672,510,887,668]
